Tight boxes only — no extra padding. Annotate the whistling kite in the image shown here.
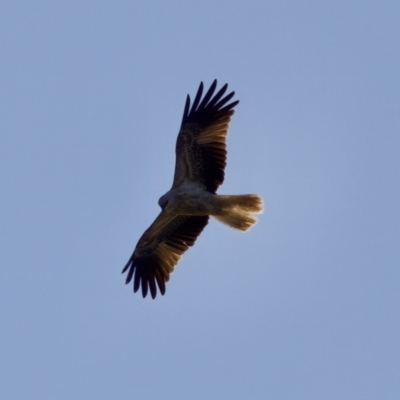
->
[123,80,263,298]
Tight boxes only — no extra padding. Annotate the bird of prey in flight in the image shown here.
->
[123,80,263,298]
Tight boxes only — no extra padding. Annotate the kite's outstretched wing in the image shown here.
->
[122,212,209,298]
[173,80,239,193]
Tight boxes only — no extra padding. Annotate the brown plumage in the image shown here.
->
[123,80,263,299]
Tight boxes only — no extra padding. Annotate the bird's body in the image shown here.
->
[123,80,263,298]
[158,181,218,216]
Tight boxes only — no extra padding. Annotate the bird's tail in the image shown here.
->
[213,194,264,231]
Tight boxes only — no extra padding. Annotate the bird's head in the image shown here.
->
[158,192,170,210]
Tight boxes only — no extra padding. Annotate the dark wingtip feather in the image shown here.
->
[125,264,134,284]
[215,91,235,109]
[133,270,141,293]
[158,283,166,296]
[122,259,130,274]
[190,81,204,114]
[219,99,240,113]
[141,276,149,298]
[149,277,157,299]
[182,94,191,122]
[154,269,166,296]
[198,79,217,110]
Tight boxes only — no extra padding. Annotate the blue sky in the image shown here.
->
[1,2,399,399]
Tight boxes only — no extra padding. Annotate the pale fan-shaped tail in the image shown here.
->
[213,194,264,231]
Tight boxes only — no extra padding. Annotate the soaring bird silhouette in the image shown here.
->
[123,80,263,298]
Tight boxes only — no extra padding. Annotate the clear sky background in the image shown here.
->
[1,2,399,399]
